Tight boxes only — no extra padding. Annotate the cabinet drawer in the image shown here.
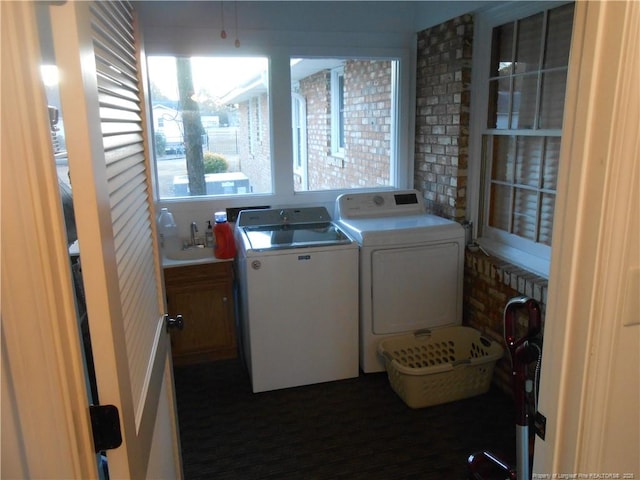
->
[164,260,233,286]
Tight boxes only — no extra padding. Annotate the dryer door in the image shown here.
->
[371,242,461,334]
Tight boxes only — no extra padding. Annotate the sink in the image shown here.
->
[164,248,214,261]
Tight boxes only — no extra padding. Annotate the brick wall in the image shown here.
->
[464,250,547,394]
[237,94,271,193]
[297,70,331,190]
[344,60,392,188]
[414,15,547,395]
[299,60,392,190]
[414,15,473,222]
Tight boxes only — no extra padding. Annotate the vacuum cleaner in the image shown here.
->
[468,295,543,480]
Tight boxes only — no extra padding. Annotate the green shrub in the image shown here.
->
[203,152,229,173]
[154,132,166,156]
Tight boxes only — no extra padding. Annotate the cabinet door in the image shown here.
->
[167,282,232,356]
[165,262,236,364]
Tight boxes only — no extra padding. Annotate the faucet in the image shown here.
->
[190,221,198,246]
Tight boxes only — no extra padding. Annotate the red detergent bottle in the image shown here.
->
[213,211,236,259]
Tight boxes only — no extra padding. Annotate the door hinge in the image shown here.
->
[534,410,547,440]
[89,404,122,452]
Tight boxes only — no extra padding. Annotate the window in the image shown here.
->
[291,58,398,192]
[478,3,574,275]
[147,56,271,198]
[291,92,308,190]
[148,55,403,199]
[331,66,345,156]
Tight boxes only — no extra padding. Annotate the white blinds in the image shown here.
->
[486,135,560,246]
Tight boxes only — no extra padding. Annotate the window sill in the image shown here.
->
[477,238,550,279]
[327,156,344,168]
[465,245,549,306]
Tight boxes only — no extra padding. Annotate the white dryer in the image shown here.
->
[335,190,465,373]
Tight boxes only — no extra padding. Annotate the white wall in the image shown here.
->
[534,1,640,475]
[136,1,495,50]
[142,4,640,476]
[136,1,498,235]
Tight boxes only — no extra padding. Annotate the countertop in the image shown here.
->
[161,253,233,269]
[69,240,232,269]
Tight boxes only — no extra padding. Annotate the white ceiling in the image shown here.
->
[135,1,496,36]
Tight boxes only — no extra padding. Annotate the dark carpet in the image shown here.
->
[174,359,515,480]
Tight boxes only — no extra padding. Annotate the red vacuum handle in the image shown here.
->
[504,296,542,428]
[504,296,541,353]
[469,297,542,480]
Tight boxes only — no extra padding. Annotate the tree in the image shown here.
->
[176,58,206,195]
[149,81,170,102]
[154,131,166,157]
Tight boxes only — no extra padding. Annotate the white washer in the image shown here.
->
[235,207,359,392]
[335,190,465,373]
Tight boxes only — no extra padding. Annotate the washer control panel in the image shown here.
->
[335,190,426,219]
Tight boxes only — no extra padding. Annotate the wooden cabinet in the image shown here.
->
[164,261,237,365]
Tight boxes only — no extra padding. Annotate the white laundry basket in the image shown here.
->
[378,326,504,409]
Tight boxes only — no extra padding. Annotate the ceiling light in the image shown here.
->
[40,65,59,86]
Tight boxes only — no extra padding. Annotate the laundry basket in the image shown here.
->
[378,326,504,409]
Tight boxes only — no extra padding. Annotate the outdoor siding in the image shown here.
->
[344,60,392,188]
[298,70,331,190]
[237,94,271,194]
[299,60,392,190]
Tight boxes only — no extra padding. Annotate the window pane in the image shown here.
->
[490,136,515,182]
[488,77,511,129]
[515,136,542,187]
[512,73,538,129]
[291,58,396,192]
[544,3,575,69]
[148,56,271,199]
[490,22,514,77]
[486,135,556,242]
[539,193,555,245]
[542,137,561,190]
[338,73,345,149]
[489,184,511,231]
[539,70,567,129]
[515,13,543,73]
[513,188,537,241]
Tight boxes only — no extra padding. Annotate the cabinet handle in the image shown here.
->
[222,297,228,303]
[165,314,184,333]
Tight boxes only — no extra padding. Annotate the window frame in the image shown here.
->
[469,1,573,278]
[146,50,412,208]
[330,66,345,157]
[481,132,561,249]
[291,92,308,190]
[249,97,258,155]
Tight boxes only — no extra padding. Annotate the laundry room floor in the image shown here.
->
[174,359,516,480]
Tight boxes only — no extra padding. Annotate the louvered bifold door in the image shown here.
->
[50,1,179,478]
[91,1,160,423]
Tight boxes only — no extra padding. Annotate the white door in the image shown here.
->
[243,247,359,393]
[371,243,461,334]
[49,2,181,478]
